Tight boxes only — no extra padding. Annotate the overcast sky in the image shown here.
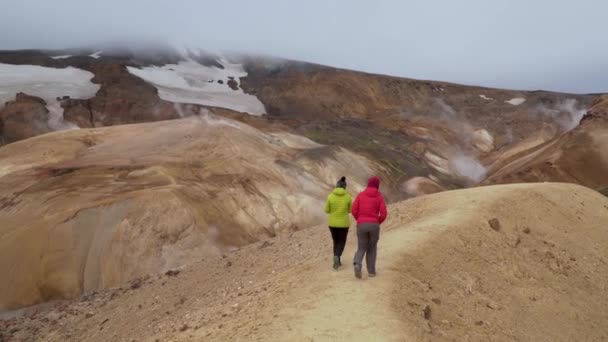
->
[0,0,606,93]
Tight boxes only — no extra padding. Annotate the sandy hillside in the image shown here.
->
[3,182,607,341]
[483,95,608,189]
[2,48,602,197]
[0,114,386,311]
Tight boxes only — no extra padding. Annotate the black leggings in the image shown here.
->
[329,227,349,257]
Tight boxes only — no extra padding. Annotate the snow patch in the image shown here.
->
[89,51,103,59]
[127,59,266,115]
[506,97,526,106]
[479,94,492,101]
[51,55,72,60]
[0,63,100,130]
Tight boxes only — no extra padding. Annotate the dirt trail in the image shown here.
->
[265,230,417,341]
[254,190,479,342]
[3,183,608,342]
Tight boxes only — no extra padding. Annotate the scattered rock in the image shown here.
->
[85,312,94,319]
[179,324,190,332]
[226,261,232,267]
[165,270,181,277]
[431,298,442,305]
[227,79,239,91]
[488,218,501,231]
[486,301,499,310]
[515,236,522,247]
[130,278,143,290]
[423,305,432,320]
[46,310,62,322]
[523,227,531,234]
[259,241,273,249]
[101,318,109,325]
[218,80,224,84]
[475,320,484,326]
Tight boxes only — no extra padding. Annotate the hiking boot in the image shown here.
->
[368,272,377,278]
[354,264,362,279]
[338,256,342,267]
[333,256,339,270]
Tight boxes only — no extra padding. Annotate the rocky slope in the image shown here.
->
[483,95,608,189]
[2,183,607,341]
[0,49,181,135]
[0,45,607,314]
[0,47,601,198]
[240,58,598,193]
[0,114,386,311]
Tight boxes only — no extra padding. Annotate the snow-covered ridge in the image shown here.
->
[127,59,266,115]
[89,51,103,59]
[0,63,100,130]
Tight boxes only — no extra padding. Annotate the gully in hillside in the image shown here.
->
[324,176,353,270]
[351,176,388,279]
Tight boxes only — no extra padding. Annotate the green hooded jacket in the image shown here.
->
[324,187,353,228]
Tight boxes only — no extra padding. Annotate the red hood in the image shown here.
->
[367,176,380,189]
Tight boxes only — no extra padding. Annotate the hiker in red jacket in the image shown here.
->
[351,176,387,279]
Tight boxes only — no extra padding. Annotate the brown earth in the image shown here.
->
[2,183,607,341]
[1,47,608,326]
[0,50,181,139]
[1,49,602,197]
[0,114,387,311]
[483,95,608,189]
[0,93,53,144]
[240,58,599,193]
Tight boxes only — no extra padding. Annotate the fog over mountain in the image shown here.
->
[0,0,606,93]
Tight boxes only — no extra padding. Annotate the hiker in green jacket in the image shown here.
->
[324,176,353,270]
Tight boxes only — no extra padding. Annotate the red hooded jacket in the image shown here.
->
[351,176,388,224]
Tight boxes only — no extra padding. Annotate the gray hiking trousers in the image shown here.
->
[353,223,380,274]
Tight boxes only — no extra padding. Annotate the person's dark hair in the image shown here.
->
[336,176,347,189]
